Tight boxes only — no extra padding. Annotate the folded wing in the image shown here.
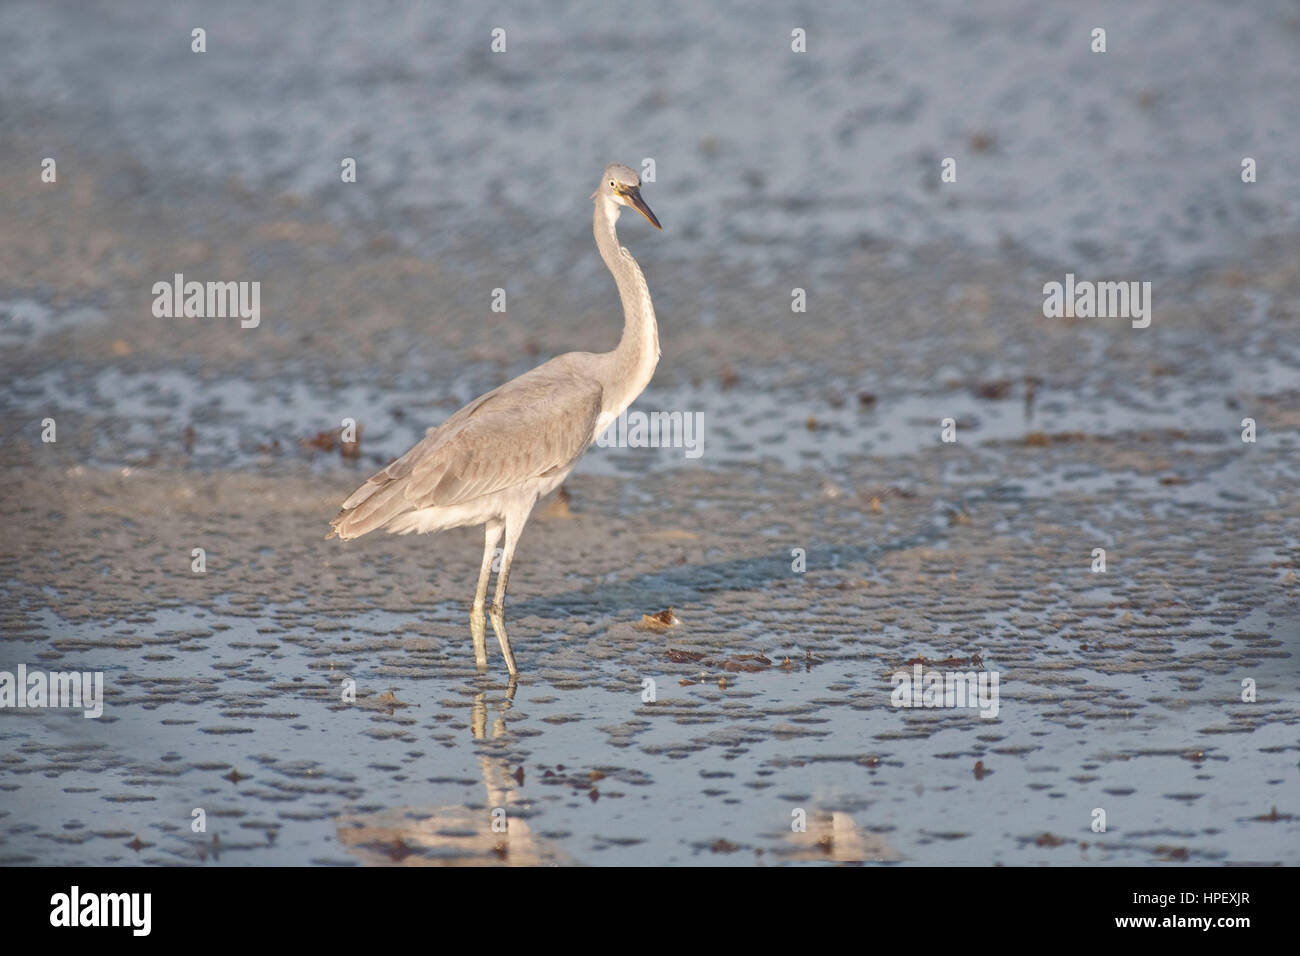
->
[328,361,604,539]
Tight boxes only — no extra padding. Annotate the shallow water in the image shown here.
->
[2,0,1298,866]
[4,0,1299,275]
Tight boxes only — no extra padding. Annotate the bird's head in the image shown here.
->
[593,162,661,229]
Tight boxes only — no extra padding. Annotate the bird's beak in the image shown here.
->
[623,186,662,230]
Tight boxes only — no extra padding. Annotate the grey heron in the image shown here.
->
[327,163,662,676]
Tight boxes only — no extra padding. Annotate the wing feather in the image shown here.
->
[403,367,603,508]
[328,357,603,539]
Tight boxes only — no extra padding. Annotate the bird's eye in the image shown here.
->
[609,181,616,188]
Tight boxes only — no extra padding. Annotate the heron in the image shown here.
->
[327,163,662,676]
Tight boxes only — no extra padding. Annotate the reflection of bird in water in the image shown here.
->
[328,163,662,677]
[778,810,902,864]
[336,687,574,866]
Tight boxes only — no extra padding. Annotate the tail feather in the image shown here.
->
[341,474,389,510]
[328,479,411,540]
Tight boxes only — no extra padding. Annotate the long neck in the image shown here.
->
[593,198,659,413]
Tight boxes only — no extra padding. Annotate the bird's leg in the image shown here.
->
[488,521,524,677]
[471,520,504,670]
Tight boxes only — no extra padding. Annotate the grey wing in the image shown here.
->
[328,365,603,538]
[402,372,604,507]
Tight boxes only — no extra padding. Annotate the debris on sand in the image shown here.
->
[301,424,363,459]
[900,653,984,669]
[668,649,820,676]
[340,426,362,459]
[372,689,409,711]
[1254,806,1291,822]
[723,653,773,672]
[302,429,337,452]
[972,379,1013,400]
[636,608,682,631]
